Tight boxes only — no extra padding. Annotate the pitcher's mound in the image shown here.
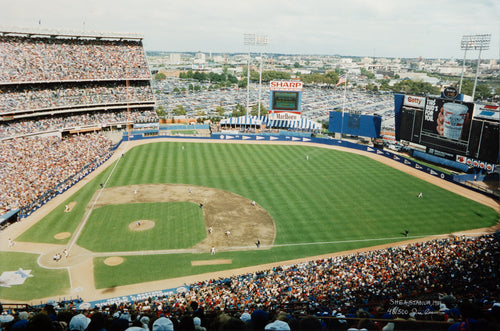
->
[104,257,124,266]
[54,232,71,240]
[129,220,155,231]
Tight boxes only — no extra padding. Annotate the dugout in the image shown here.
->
[0,209,19,229]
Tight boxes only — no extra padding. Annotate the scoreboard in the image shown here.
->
[269,80,302,121]
[395,94,499,171]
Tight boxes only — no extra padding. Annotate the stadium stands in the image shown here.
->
[0,35,149,82]
[1,234,498,330]
[0,29,157,218]
[0,133,112,217]
[0,31,157,139]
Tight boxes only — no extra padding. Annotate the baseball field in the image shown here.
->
[0,139,498,303]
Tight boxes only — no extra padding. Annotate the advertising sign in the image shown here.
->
[269,80,303,91]
[422,98,473,142]
[269,80,303,117]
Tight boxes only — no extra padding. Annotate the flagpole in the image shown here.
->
[340,73,348,140]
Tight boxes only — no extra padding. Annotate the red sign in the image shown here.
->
[270,80,303,91]
[403,95,426,109]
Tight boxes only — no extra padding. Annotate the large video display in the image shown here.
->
[396,94,499,168]
[272,91,299,111]
[268,80,302,120]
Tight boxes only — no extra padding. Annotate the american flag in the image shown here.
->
[336,74,347,86]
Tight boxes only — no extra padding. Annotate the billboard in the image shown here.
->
[396,94,499,168]
[269,80,302,119]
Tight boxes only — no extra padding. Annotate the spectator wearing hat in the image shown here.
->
[69,313,91,331]
[264,320,290,331]
[193,317,205,331]
[240,312,251,325]
[0,312,14,330]
[152,317,174,331]
[139,316,150,331]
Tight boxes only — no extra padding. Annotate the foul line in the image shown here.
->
[67,142,128,252]
[84,233,469,258]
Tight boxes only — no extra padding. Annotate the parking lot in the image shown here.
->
[152,78,395,130]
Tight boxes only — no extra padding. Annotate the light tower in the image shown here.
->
[243,34,269,117]
[458,34,491,100]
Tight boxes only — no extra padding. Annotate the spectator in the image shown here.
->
[0,133,113,217]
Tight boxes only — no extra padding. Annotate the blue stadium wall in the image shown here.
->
[328,112,381,138]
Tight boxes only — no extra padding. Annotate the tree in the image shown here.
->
[232,103,246,117]
[156,106,166,119]
[475,84,492,100]
[458,79,492,100]
[193,71,207,82]
[227,74,238,85]
[216,105,225,116]
[173,87,180,93]
[173,105,187,116]
[294,62,301,68]
[238,78,248,88]
[365,83,378,92]
[196,107,206,116]
[361,68,375,79]
[251,103,267,116]
[378,79,391,91]
[154,72,166,80]
[391,79,440,95]
[324,71,339,87]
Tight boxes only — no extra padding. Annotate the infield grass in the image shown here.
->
[77,202,206,252]
[6,141,499,295]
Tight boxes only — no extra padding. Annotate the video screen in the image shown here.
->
[397,95,499,164]
[272,91,299,111]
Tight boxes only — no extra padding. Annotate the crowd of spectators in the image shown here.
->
[0,133,113,216]
[0,234,499,330]
[0,36,150,83]
[0,110,157,139]
[0,83,154,114]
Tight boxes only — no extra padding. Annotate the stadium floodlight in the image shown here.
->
[243,34,269,119]
[244,34,254,117]
[255,35,269,120]
[458,36,474,94]
[458,34,491,99]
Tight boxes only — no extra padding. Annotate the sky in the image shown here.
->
[1,0,499,59]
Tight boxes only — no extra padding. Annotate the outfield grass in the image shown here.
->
[5,141,498,296]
